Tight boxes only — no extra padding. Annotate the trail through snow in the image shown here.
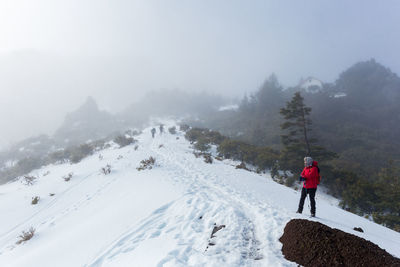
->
[0,120,399,267]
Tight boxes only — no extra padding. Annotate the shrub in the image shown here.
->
[63,172,73,181]
[254,147,279,170]
[117,155,123,160]
[16,227,36,244]
[134,145,139,151]
[206,130,226,145]
[159,144,164,148]
[98,154,103,160]
[15,157,44,176]
[137,157,156,171]
[168,126,177,134]
[69,144,94,164]
[193,152,213,164]
[89,139,107,151]
[270,162,279,179]
[185,128,205,143]
[236,162,249,170]
[203,153,213,164]
[179,124,190,132]
[114,135,135,148]
[185,128,226,145]
[101,164,111,175]
[31,196,40,205]
[22,175,37,186]
[218,139,278,170]
[218,139,250,161]
[194,137,211,152]
[48,149,70,164]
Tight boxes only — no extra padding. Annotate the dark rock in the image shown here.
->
[279,219,400,267]
[353,227,364,233]
[211,224,226,238]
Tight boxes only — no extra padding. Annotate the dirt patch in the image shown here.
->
[279,219,400,267]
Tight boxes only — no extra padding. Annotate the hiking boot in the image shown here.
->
[296,210,302,214]
[311,213,316,217]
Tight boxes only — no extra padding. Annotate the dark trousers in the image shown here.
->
[298,187,317,214]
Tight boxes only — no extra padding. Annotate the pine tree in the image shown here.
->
[280,92,336,174]
[280,92,313,172]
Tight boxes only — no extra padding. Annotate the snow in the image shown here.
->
[0,120,399,267]
[299,77,323,93]
[334,92,347,98]
[218,104,238,111]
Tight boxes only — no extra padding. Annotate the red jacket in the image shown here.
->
[301,161,320,189]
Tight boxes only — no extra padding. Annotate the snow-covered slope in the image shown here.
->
[0,121,399,267]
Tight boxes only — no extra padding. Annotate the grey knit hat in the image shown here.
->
[304,156,313,167]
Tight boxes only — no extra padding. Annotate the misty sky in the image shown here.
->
[0,0,399,147]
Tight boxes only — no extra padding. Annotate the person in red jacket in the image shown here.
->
[296,156,320,217]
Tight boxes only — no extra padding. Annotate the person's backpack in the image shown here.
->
[312,161,321,184]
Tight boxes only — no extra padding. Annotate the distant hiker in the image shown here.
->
[297,157,321,217]
[159,124,164,134]
[151,128,156,138]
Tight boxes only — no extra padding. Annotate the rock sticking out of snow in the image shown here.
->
[279,219,400,267]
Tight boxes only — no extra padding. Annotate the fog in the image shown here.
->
[0,0,399,147]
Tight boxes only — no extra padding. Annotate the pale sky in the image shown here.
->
[0,0,399,147]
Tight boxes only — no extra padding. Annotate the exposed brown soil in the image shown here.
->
[279,219,400,267]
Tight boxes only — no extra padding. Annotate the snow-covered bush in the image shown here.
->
[114,135,136,148]
[101,164,111,175]
[22,175,37,186]
[63,172,73,181]
[136,157,156,171]
[16,227,35,245]
[31,196,40,205]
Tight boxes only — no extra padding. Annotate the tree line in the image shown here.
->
[188,59,400,231]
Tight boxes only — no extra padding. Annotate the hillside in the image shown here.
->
[0,120,399,266]
[191,60,400,173]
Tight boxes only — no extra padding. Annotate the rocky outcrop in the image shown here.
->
[279,219,400,267]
